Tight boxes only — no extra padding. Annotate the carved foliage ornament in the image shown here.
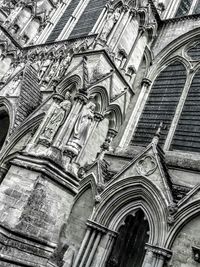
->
[136,155,157,176]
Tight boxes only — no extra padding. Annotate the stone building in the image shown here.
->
[1,0,200,266]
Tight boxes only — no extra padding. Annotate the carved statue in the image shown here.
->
[44,59,59,82]
[100,8,121,41]
[39,54,52,78]
[57,53,71,78]
[68,102,96,152]
[39,93,72,145]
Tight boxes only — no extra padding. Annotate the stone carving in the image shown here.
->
[136,155,157,176]
[39,54,53,78]
[67,102,96,154]
[56,53,71,78]
[100,8,121,41]
[39,93,72,146]
[44,59,60,83]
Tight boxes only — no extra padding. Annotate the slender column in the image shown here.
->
[118,78,151,148]
[19,16,33,36]
[107,7,126,45]
[123,26,145,69]
[60,0,91,40]
[79,231,96,267]
[38,2,67,43]
[92,6,108,33]
[143,244,172,267]
[142,250,155,267]
[157,256,165,267]
[85,232,102,267]
[98,232,117,267]
[73,228,91,267]
[113,8,135,51]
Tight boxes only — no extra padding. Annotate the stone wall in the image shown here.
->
[168,216,200,267]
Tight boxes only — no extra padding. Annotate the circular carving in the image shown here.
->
[136,155,157,176]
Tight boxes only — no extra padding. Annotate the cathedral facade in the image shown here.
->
[0,0,200,266]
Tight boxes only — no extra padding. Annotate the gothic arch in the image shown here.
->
[104,104,122,131]
[166,199,200,249]
[0,113,44,165]
[77,173,99,203]
[56,75,82,97]
[0,104,10,150]
[150,28,200,75]
[149,56,190,83]
[89,86,109,113]
[92,176,168,247]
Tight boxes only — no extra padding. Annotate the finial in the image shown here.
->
[152,122,163,145]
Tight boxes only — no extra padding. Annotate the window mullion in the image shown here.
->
[189,0,198,14]
[164,69,193,151]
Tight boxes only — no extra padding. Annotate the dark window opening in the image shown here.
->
[0,110,9,150]
[171,69,200,153]
[130,62,187,147]
[106,210,149,267]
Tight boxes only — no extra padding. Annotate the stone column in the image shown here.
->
[98,232,117,267]
[107,5,128,45]
[123,25,146,69]
[113,8,136,51]
[118,78,152,149]
[73,220,107,267]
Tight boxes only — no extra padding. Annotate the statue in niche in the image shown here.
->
[44,59,59,83]
[100,8,121,41]
[68,102,96,153]
[57,53,71,78]
[39,92,72,145]
[39,54,53,78]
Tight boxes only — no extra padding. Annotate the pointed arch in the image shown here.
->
[105,104,123,131]
[92,176,168,247]
[89,86,109,113]
[166,199,200,249]
[56,74,82,97]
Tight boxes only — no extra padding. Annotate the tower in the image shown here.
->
[0,0,199,266]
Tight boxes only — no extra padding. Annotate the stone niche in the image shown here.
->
[168,216,200,267]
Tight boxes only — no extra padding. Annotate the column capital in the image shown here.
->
[74,92,88,104]
[145,244,172,260]
[141,78,152,87]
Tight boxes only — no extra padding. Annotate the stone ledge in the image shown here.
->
[9,153,79,194]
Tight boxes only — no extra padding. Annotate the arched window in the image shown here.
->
[106,210,149,267]
[171,69,200,152]
[0,109,9,150]
[131,61,187,147]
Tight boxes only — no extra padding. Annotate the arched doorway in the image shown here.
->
[0,110,9,150]
[106,209,149,267]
